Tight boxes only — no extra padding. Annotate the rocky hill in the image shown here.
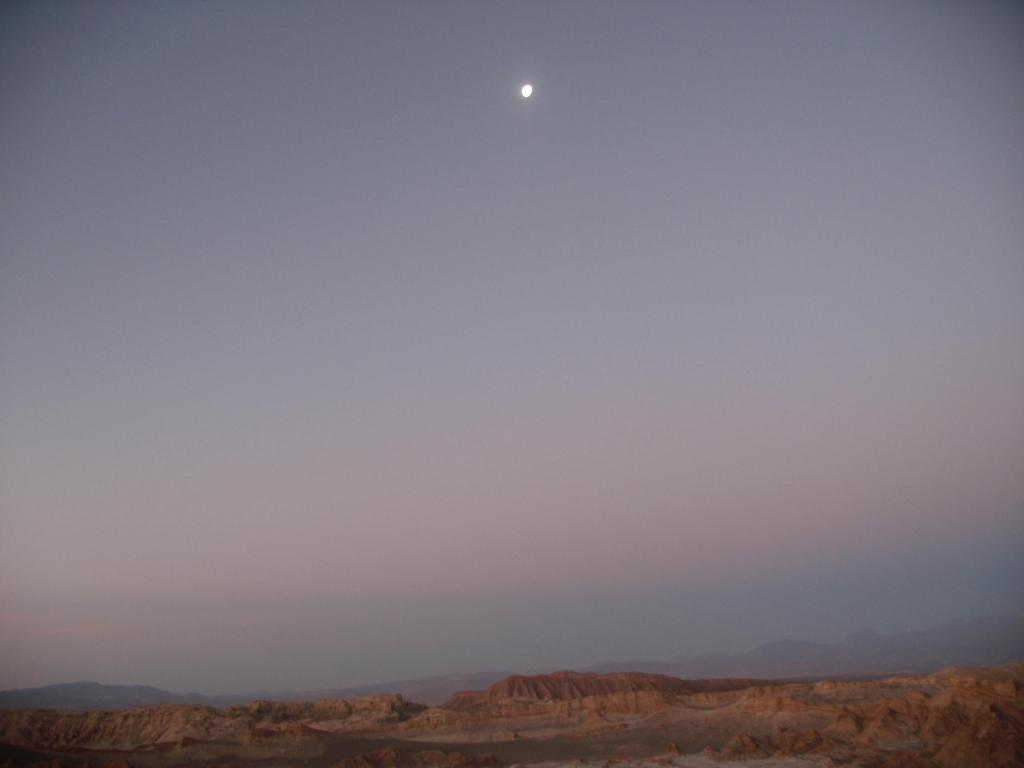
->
[441,671,752,710]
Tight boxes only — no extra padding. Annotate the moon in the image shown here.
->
[521,84,533,98]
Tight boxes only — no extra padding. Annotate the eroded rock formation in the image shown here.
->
[1,665,1021,767]
[0,694,423,751]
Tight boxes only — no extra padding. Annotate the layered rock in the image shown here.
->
[709,665,1024,768]
[394,672,764,741]
[1,666,1021,767]
[442,672,750,710]
[0,693,423,751]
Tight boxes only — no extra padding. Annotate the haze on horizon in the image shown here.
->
[1,1,1022,694]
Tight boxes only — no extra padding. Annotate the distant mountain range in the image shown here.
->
[297,669,514,706]
[2,614,1020,710]
[0,681,213,710]
[588,614,1024,679]
[0,672,515,711]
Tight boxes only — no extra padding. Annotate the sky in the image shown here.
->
[1,0,1022,693]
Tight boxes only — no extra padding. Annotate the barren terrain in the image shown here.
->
[1,665,1021,768]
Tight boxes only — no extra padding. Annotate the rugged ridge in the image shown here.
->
[1,667,1022,767]
[442,672,753,710]
[7,616,1019,712]
[590,615,1024,680]
[0,694,423,751]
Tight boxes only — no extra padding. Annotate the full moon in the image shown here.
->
[521,84,533,98]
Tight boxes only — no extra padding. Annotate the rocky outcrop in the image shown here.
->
[0,704,236,751]
[0,694,423,751]
[443,672,753,711]
[397,673,748,741]
[709,665,1024,768]
[925,700,1024,768]
[400,671,766,740]
[1,666,1021,767]
[235,694,425,727]
[715,727,834,761]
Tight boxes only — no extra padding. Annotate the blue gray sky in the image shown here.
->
[1,0,1023,693]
